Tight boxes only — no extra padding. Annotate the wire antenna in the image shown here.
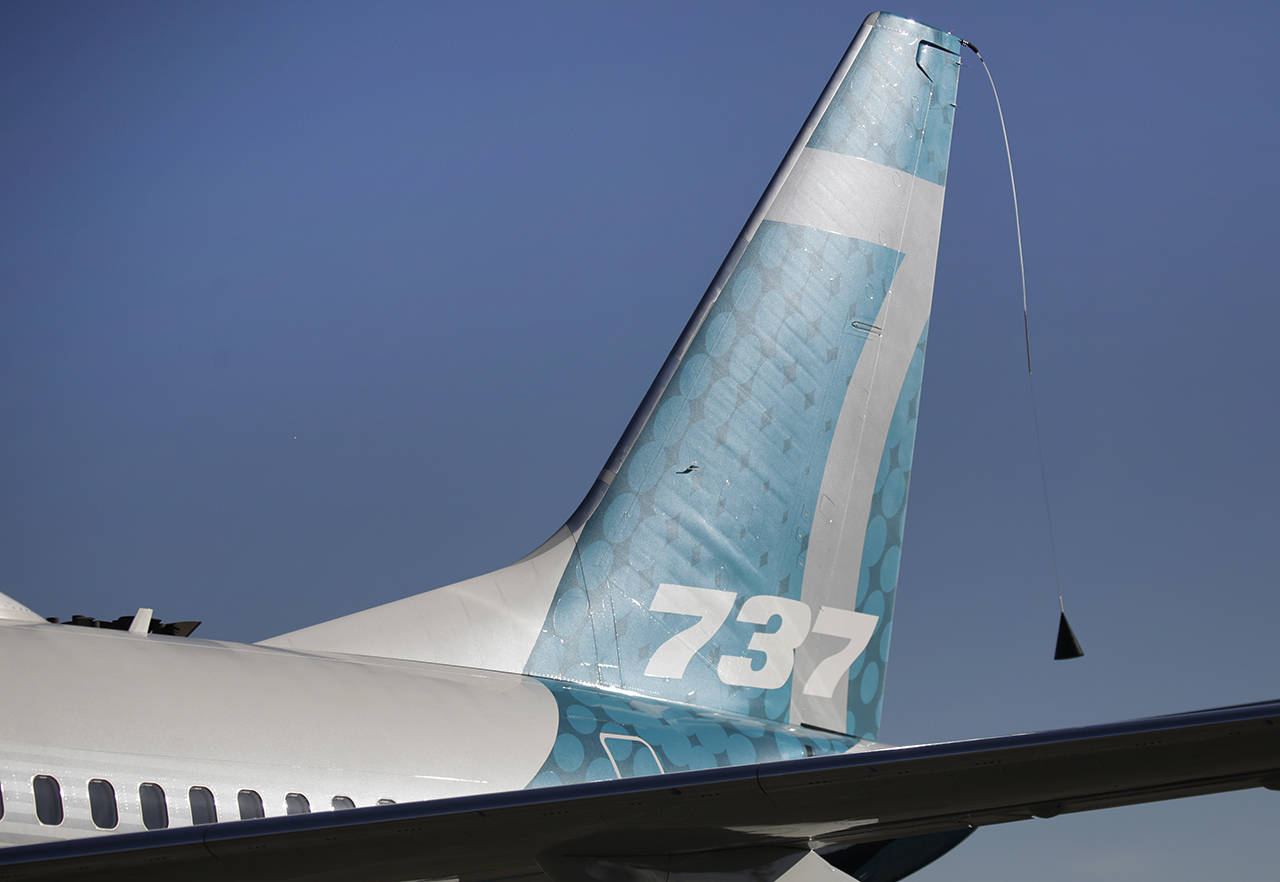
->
[960,39,1082,660]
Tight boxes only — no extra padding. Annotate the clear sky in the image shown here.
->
[2,1,1277,879]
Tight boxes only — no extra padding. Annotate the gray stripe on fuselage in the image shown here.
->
[765,149,945,733]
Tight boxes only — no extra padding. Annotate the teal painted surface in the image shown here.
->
[845,323,930,737]
[526,678,860,788]
[808,15,960,185]
[524,13,955,735]
[526,220,904,723]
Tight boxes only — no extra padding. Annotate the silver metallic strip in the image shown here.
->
[765,149,943,249]
[770,151,947,733]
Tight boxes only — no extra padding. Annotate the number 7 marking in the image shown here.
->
[800,606,879,697]
[642,584,736,679]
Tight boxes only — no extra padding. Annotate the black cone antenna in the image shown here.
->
[1054,596,1084,660]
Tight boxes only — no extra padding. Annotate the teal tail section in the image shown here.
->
[524,12,962,738]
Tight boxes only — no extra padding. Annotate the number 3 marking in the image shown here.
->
[717,596,811,689]
[643,584,878,695]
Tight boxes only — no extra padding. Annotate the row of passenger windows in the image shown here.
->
[0,778,396,830]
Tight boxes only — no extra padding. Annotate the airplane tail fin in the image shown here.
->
[263,12,962,739]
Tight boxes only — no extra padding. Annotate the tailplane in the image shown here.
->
[262,12,962,738]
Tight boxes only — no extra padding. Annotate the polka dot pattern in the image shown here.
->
[844,326,929,737]
[522,12,959,742]
[807,20,961,186]
[525,221,904,723]
[526,679,859,788]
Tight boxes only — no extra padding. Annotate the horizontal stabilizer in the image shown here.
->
[2,699,1276,882]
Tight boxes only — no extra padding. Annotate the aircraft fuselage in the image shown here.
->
[0,621,861,848]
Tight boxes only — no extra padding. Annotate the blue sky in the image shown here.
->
[2,1,1277,878]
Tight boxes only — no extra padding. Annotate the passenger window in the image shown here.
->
[189,786,217,825]
[140,783,168,830]
[88,779,118,830]
[238,789,264,820]
[284,792,310,815]
[376,798,396,806]
[331,795,355,811]
[33,775,63,826]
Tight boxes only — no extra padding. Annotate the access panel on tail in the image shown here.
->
[262,12,962,740]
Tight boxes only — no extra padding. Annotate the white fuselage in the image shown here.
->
[0,622,559,848]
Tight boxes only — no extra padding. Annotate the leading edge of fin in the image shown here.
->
[261,12,963,741]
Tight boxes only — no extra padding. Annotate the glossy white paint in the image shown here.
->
[772,151,950,733]
[0,593,44,625]
[0,618,559,848]
[260,526,576,671]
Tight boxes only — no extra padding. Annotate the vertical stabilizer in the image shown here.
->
[264,12,961,740]
[524,13,961,736]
